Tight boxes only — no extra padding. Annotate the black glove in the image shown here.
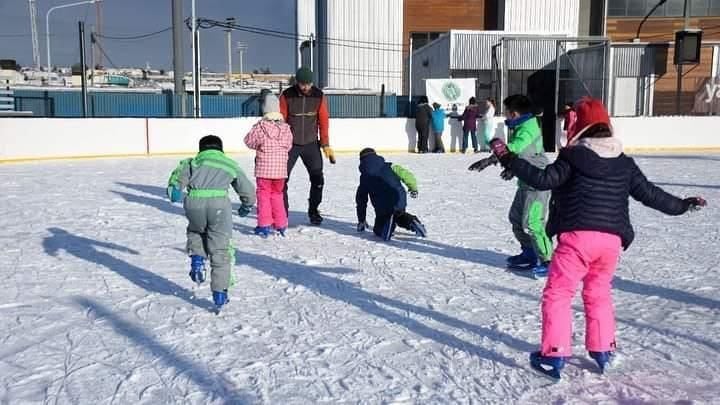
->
[409,190,418,199]
[500,168,515,181]
[357,221,367,232]
[683,197,707,212]
[468,155,499,172]
[237,204,253,217]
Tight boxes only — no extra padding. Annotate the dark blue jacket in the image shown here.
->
[509,145,689,249]
[356,154,407,222]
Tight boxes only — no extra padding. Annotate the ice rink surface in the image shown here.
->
[1,153,718,404]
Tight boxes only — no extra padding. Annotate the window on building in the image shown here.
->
[709,0,720,15]
[665,0,685,16]
[608,0,720,16]
[411,32,444,50]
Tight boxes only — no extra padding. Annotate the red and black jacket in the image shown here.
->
[279,86,330,147]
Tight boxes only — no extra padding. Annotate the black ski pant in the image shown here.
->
[284,142,324,214]
[373,211,419,241]
[416,125,430,153]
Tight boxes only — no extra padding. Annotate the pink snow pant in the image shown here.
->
[541,231,622,357]
[256,178,288,228]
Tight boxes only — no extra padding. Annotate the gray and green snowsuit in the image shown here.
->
[168,150,255,292]
[506,115,553,263]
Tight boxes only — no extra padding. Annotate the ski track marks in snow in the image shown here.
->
[0,153,718,404]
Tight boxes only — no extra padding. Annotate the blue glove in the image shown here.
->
[168,186,183,203]
[237,204,253,217]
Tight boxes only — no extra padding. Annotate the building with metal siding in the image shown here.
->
[296,0,316,69]
[315,0,404,93]
[500,0,581,36]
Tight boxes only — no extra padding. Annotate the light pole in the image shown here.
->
[225,17,235,87]
[46,0,100,71]
[237,42,247,88]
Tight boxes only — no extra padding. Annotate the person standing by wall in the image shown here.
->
[414,96,433,153]
[430,102,446,153]
[481,98,496,149]
[459,97,480,153]
[279,67,335,226]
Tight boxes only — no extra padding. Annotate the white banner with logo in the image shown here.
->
[426,78,476,113]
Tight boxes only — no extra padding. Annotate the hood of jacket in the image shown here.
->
[561,138,627,179]
[257,118,285,140]
[359,153,388,176]
[576,136,623,158]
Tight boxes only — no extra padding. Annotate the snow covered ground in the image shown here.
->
[0,153,718,404]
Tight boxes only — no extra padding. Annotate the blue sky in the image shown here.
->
[0,0,296,73]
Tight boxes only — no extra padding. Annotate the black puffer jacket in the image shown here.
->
[509,144,689,249]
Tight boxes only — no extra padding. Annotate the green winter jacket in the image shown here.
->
[506,116,548,188]
[167,149,255,205]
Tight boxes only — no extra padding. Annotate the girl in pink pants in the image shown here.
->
[244,94,293,237]
[489,97,706,379]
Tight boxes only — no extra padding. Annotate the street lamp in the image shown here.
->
[46,0,101,71]
[237,42,247,88]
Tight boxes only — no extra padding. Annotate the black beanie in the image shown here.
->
[359,148,376,159]
[199,135,223,152]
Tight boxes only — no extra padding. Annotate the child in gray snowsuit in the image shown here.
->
[167,135,255,309]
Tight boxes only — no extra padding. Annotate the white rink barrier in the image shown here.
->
[1,116,719,162]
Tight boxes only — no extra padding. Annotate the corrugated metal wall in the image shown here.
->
[449,31,560,71]
[296,0,316,62]
[612,45,665,77]
[321,0,404,93]
[502,38,559,70]
[12,90,398,118]
[296,0,316,69]
[503,0,580,36]
[411,34,451,96]
[451,31,499,70]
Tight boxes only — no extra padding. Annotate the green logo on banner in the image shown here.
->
[441,81,461,102]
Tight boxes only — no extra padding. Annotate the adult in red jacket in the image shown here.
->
[279,67,335,225]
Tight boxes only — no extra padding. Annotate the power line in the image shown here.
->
[97,26,173,40]
[189,18,410,53]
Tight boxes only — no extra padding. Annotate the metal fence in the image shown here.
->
[11,89,398,118]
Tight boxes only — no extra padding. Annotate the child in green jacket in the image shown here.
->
[167,135,255,311]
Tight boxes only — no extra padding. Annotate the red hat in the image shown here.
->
[568,97,611,145]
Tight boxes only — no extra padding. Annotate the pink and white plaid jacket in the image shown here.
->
[244,119,293,179]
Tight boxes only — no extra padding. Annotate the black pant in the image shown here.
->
[416,126,430,153]
[373,211,418,241]
[284,142,324,213]
[433,132,445,153]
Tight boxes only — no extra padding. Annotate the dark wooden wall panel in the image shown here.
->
[403,0,487,50]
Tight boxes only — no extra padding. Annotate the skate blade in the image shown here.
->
[530,362,562,381]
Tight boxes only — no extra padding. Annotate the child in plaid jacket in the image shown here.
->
[244,94,294,236]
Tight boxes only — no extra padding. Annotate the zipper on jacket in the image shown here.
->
[301,94,306,143]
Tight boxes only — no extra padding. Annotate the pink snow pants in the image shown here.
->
[541,231,622,357]
[256,178,288,228]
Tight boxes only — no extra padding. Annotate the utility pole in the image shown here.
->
[28,0,40,68]
[225,17,235,87]
[95,0,103,67]
[90,27,95,86]
[79,21,88,117]
[408,36,413,103]
[171,0,184,116]
[676,0,690,114]
[237,42,247,88]
[310,33,314,71]
[191,0,201,117]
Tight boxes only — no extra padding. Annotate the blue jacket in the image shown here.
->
[431,109,446,132]
[356,154,407,222]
